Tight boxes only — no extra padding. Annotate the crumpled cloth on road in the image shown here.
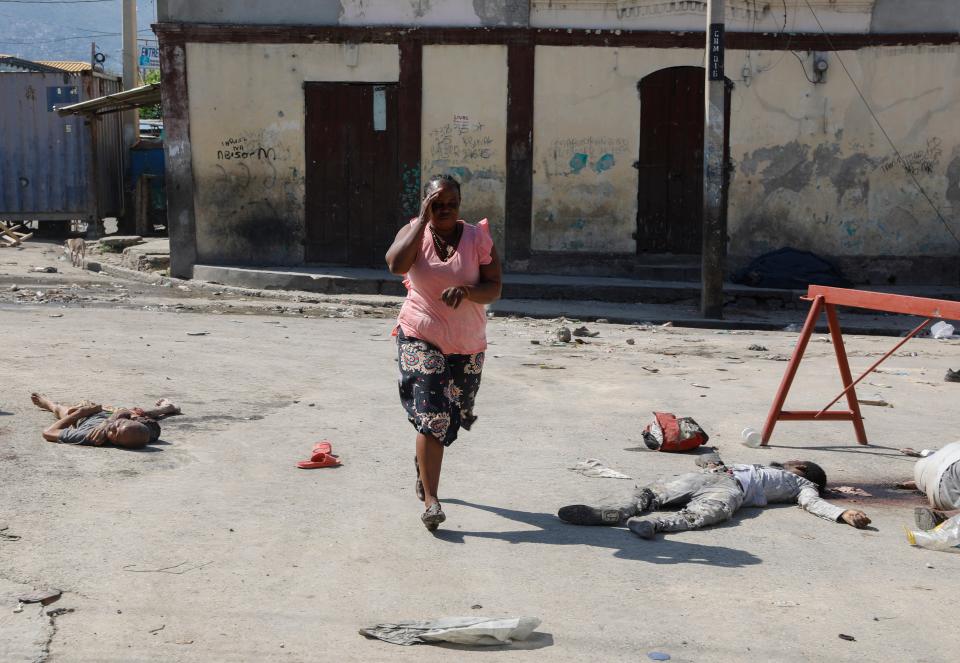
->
[360,616,541,646]
[569,458,632,479]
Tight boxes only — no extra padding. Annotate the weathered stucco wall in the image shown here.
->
[530,0,872,33]
[160,0,529,26]
[421,45,508,250]
[532,45,702,252]
[532,42,960,267]
[186,42,399,265]
[871,0,960,34]
[726,44,960,265]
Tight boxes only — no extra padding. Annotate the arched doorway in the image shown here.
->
[636,66,730,254]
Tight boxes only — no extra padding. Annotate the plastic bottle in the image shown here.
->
[741,427,762,448]
[906,514,960,553]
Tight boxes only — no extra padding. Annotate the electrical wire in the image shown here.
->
[0,32,118,43]
[0,25,152,44]
[803,0,960,247]
[789,49,818,84]
[0,1,113,4]
[755,0,800,74]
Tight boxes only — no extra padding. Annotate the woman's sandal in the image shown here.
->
[414,456,425,501]
[421,501,446,532]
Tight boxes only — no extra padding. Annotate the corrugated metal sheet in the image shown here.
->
[34,60,93,73]
[0,71,123,221]
[88,75,124,219]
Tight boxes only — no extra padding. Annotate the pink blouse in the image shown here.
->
[396,219,494,355]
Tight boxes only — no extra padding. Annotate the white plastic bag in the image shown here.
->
[360,616,541,646]
[930,321,956,339]
[906,513,960,553]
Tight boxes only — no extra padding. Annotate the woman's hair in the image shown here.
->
[424,174,461,197]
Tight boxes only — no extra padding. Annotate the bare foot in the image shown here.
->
[30,393,52,412]
[155,398,181,415]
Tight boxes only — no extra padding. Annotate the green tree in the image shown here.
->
[140,69,162,120]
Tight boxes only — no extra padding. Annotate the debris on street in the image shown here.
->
[906,514,960,553]
[831,486,873,498]
[296,440,341,469]
[17,588,61,604]
[359,616,541,646]
[858,397,892,408]
[569,458,632,479]
[642,412,709,452]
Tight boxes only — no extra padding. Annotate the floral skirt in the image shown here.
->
[396,328,484,446]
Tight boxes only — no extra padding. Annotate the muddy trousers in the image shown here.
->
[616,472,745,533]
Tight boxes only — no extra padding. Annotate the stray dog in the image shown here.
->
[64,238,85,268]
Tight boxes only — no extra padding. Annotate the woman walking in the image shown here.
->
[385,175,502,531]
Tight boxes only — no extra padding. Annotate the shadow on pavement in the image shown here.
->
[436,499,762,567]
[765,442,906,459]
[433,631,555,652]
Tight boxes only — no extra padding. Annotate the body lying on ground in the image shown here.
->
[31,393,181,448]
[897,442,960,530]
[558,451,870,539]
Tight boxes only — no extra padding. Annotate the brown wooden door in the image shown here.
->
[304,83,399,265]
[636,67,729,254]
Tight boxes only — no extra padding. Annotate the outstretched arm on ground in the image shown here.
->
[797,485,870,527]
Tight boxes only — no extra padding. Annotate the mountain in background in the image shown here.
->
[0,0,157,74]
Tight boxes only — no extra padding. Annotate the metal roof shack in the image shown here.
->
[0,57,125,227]
[57,83,161,116]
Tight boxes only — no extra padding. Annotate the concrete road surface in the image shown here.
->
[2,242,959,662]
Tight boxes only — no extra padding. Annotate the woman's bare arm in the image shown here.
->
[466,245,503,304]
[385,190,439,274]
[385,219,428,275]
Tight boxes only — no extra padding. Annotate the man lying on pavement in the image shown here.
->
[31,393,181,448]
[558,450,871,539]
[895,442,960,530]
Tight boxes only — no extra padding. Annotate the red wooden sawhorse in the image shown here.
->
[762,285,960,446]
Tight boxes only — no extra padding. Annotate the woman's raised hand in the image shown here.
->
[418,189,441,225]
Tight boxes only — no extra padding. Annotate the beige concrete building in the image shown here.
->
[155,1,960,285]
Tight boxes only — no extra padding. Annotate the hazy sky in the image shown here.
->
[0,0,158,73]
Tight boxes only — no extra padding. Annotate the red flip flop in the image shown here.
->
[297,452,341,469]
[313,441,333,455]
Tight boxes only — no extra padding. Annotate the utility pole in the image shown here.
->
[701,0,727,319]
[120,0,139,234]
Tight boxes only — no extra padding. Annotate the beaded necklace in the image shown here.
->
[430,224,461,262]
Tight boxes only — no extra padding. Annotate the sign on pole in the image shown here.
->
[138,40,160,70]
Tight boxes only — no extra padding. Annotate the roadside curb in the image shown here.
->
[81,260,921,336]
[86,260,404,309]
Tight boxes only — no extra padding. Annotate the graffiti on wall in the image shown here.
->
[613,1,765,20]
[880,137,942,176]
[546,136,630,176]
[216,136,277,161]
[429,116,495,162]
